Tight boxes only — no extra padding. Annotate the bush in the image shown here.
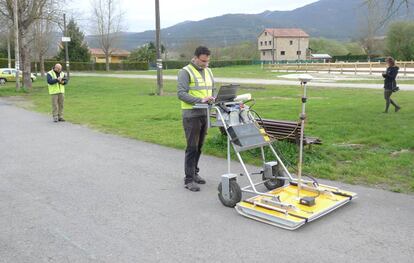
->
[0,58,13,68]
[331,54,384,62]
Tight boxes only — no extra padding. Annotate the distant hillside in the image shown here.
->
[85,0,413,50]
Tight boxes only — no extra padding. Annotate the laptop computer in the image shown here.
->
[215,84,239,103]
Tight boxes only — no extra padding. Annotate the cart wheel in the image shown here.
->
[219,127,227,136]
[262,173,285,190]
[218,180,242,207]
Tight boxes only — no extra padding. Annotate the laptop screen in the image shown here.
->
[215,84,239,102]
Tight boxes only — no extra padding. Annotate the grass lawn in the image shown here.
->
[1,76,413,193]
[78,64,290,79]
[76,64,414,85]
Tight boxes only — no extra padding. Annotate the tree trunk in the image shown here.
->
[40,54,45,77]
[20,32,32,90]
[105,55,110,71]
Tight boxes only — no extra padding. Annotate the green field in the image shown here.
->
[1,75,413,193]
[77,64,414,84]
[78,65,291,79]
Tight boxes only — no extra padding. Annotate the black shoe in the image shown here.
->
[395,107,401,112]
[58,118,65,122]
[53,118,58,122]
[194,174,206,184]
[185,182,200,192]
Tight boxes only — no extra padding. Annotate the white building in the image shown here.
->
[258,28,310,62]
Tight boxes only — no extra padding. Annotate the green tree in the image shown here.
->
[128,42,164,62]
[309,38,349,56]
[57,19,91,62]
[345,42,366,55]
[212,41,259,60]
[386,21,414,60]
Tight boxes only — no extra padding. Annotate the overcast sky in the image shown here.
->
[68,0,319,33]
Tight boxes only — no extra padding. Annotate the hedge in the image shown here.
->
[332,55,384,62]
[0,58,148,71]
[162,59,254,69]
[1,57,257,71]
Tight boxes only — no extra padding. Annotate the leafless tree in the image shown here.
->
[0,0,58,90]
[365,0,413,25]
[90,0,124,71]
[359,1,383,59]
[0,15,13,68]
[32,18,55,77]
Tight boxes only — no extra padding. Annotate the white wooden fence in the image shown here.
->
[265,61,414,76]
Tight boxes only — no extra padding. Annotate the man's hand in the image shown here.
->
[201,96,215,103]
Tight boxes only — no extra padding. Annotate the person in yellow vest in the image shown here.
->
[47,64,68,122]
[177,46,215,192]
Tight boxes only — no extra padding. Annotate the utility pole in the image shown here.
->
[155,0,163,95]
[13,0,20,91]
[7,29,11,68]
[63,13,70,79]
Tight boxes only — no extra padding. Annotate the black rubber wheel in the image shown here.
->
[219,126,227,136]
[218,180,242,207]
[262,172,285,190]
[0,78,6,85]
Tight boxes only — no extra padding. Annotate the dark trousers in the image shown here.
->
[384,90,399,112]
[183,116,208,184]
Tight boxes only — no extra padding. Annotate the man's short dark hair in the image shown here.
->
[194,46,211,57]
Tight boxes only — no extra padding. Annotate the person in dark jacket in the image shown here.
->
[382,57,401,113]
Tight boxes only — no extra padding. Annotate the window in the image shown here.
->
[290,40,293,45]
[262,51,266,56]
[2,70,11,74]
[260,41,263,46]
[265,32,267,36]
[269,41,272,45]
[297,51,301,55]
[281,51,286,55]
[265,41,267,45]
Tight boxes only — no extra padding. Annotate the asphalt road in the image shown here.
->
[1,98,413,263]
[72,72,414,91]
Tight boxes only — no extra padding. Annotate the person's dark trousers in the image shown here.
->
[384,90,399,112]
[183,116,208,184]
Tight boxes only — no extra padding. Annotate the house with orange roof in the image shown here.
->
[89,48,130,63]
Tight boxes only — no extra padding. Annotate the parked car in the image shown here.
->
[0,68,37,84]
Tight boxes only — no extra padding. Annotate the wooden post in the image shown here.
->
[155,0,163,96]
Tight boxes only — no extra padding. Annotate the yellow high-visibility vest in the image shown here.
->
[181,64,214,109]
[47,70,65,95]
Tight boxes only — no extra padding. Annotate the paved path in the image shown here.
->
[1,98,413,262]
[72,72,414,91]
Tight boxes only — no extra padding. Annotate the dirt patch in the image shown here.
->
[333,143,364,149]
[239,86,266,91]
[1,96,35,109]
[390,149,413,157]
